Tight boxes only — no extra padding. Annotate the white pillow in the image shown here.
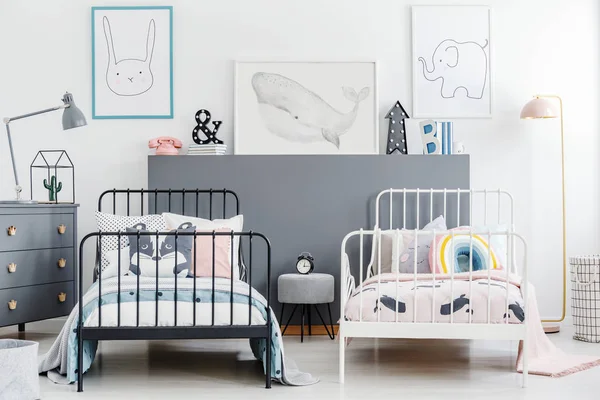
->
[101,246,131,280]
[370,230,405,275]
[95,212,166,272]
[162,213,244,280]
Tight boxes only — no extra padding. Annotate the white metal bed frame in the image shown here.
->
[339,189,529,387]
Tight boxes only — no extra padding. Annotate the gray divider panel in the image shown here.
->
[148,155,470,323]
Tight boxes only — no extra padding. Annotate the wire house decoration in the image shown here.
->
[30,150,75,204]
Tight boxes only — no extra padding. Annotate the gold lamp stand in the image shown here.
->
[520,95,566,334]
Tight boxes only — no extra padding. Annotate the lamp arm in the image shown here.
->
[536,94,566,323]
[3,104,68,124]
[2,103,68,201]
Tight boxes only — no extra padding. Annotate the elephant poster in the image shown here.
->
[412,6,492,118]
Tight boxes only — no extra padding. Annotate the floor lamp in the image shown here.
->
[520,95,565,334]
[2,92,87,204]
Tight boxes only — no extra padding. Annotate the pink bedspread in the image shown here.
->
[344,271,600,377]
[345,271,524,324]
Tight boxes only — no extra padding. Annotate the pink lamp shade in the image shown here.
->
[520,97,559,119]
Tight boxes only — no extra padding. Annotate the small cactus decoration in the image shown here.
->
[43,175,63,202]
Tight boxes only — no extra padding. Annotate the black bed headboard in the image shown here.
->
[98,188,240,220]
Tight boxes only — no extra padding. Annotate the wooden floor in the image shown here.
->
[2,319,600,399]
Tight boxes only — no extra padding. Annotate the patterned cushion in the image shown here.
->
[126,222,195,277]
[398,215,447,274]
[95,212,166,276]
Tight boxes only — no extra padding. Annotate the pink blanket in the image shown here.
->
[346,271,600,377]
[516,284,600,377]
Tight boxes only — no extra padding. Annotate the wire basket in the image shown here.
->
[571,255,600,343]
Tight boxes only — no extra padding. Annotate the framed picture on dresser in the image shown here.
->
[234,60,379,155]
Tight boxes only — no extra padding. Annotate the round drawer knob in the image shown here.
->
[57,224,67,234]
[58,292,67,303]
[7,226,16,236]
[7,300,17,310]
[57,258,67,268]
[7,263,16,273]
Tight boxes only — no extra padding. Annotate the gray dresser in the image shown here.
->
[0,204,78,331]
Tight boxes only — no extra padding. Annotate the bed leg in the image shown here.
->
[77,326,83,392]
[339,332,345,384]
[522,336,528,388]
[266,331,272,388]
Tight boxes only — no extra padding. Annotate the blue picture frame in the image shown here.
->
[91,6,173,119]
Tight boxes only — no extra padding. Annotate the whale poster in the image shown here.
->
[235,61,378,154]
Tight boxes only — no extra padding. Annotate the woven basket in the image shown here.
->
[571,255,600,343]
[0,339,40,399]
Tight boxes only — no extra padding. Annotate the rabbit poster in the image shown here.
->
[412,6,492,118]
[92,6,173,119]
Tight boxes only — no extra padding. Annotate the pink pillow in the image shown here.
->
[189,228,234,278]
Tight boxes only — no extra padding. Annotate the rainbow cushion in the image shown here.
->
[429,231,501,274]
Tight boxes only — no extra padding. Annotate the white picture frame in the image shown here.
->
[92,6,174,119]
[234,60,379,155]
[412,6,492,119]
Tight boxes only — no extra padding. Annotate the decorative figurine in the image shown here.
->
[385,101,410,155]
[30,150,75,203]
[436,121,454,154]
[43,175,62,202]
[192,109,224,145]
[420,120,442,154]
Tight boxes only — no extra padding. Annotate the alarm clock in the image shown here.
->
[296,252,314,274]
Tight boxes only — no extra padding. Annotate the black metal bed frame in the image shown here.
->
[77,189,272,392]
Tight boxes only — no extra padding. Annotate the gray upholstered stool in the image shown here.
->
[278,273,335,342]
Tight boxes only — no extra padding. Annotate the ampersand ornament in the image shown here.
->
[192,109,224,145]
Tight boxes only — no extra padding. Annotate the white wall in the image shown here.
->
[0,0,598,319]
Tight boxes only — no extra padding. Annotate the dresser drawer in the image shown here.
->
[0,282,73,327]
[0,213,74,251]
[0,248,74,289]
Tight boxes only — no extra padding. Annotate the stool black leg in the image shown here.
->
[308,305,312,336]
[327,303,335,340]
[281,304,298,336]
[279,304,285,326]
[18,323,25,332]
[301,305,305,343]
[314,304,335,340]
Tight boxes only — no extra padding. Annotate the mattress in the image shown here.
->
[84,276,267,327]
[345,271,525,324]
